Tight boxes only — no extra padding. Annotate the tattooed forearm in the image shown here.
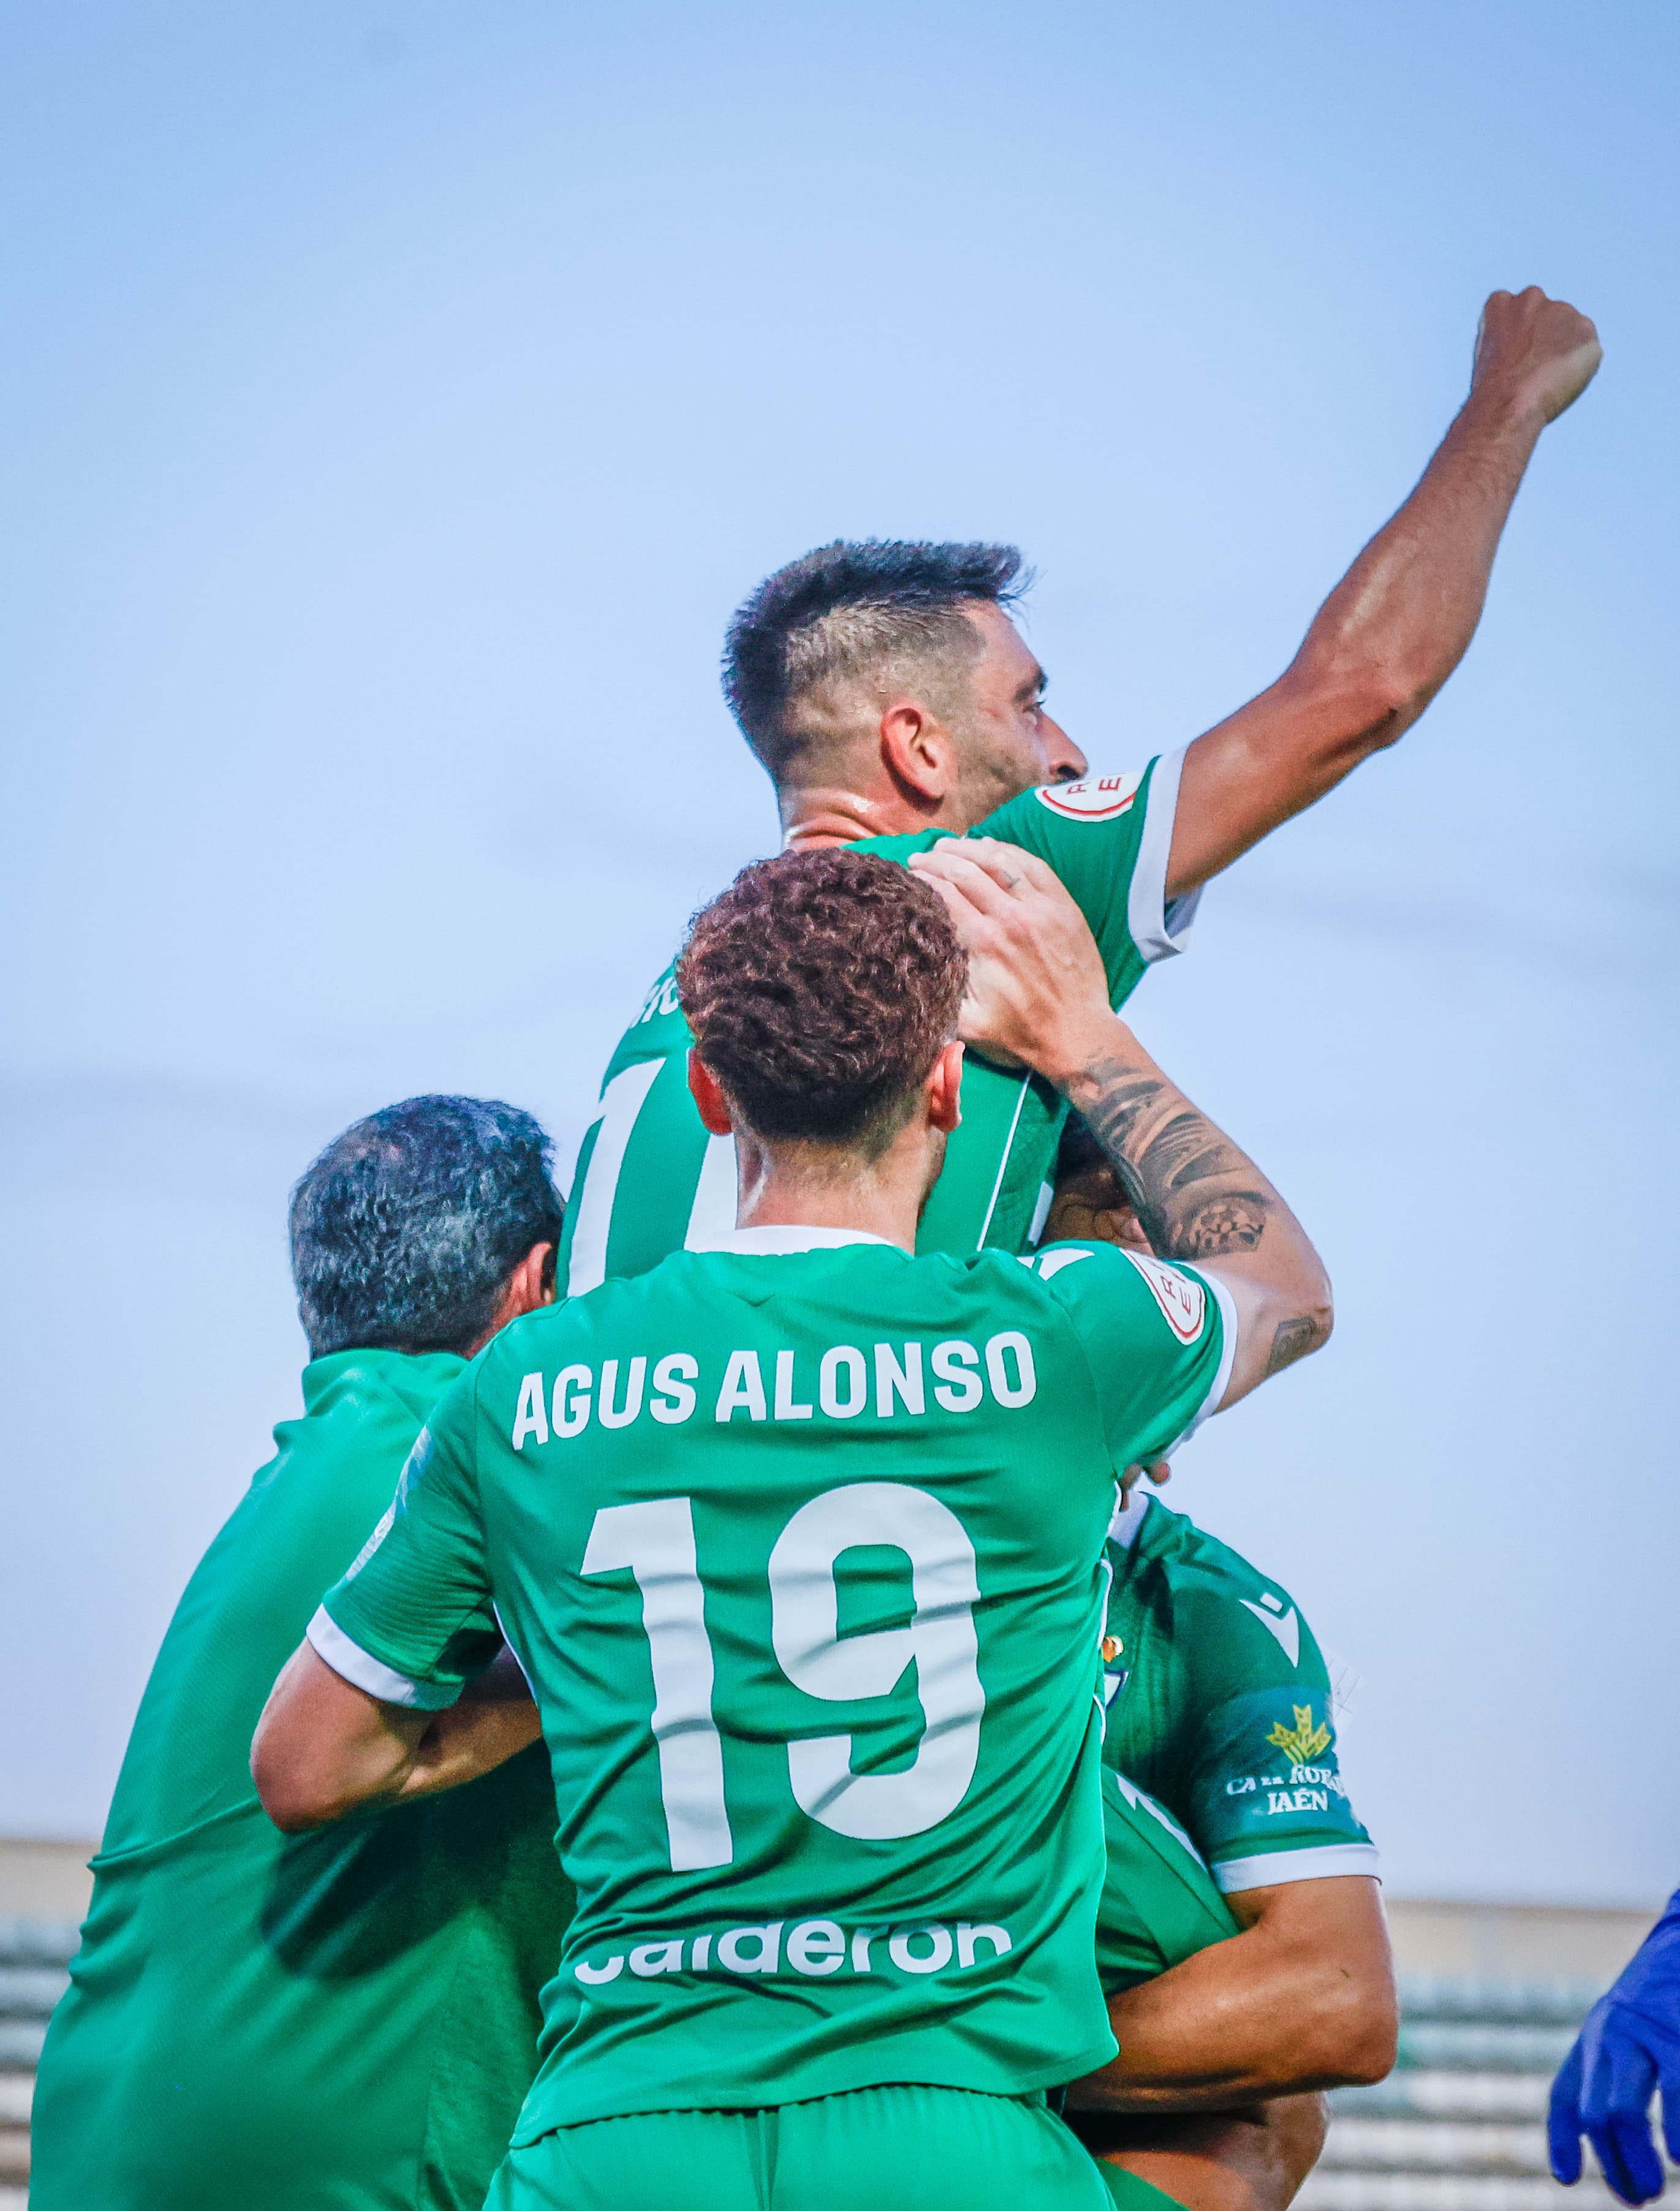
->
[1054,1015,1333,1402]
[1070,1056,1273,1261]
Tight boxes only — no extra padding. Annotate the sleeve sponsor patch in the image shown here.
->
[1120,1249,1206,1342]
[1032,770,1145,822]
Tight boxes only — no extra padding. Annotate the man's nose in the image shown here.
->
[1043,717,1088,782]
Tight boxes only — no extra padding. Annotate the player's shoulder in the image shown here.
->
[503,1237,921,1347]
[1018,1239,1216,1346]
[1137,1499,1279,1593]
[974,760,1160,843]
[286,1349,465,1462]
[482,1266,684,1377]
[850,762,1163,865]
[850,827,935,864]
[963,1239,1123,1311]
[1133,1500,1325,1682]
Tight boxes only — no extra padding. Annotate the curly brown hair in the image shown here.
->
[678,847,967,1151]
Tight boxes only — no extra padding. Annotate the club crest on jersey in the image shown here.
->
[1032,770,1144,823]
[1266,1705,1333,1765]
[1119,1249,1205,1342]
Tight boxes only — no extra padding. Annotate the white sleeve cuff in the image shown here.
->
[1127,746,1203,965]
[1165,1269,1239,1451]
[1213,1842,1381,1893]
[307,1605,444,1710]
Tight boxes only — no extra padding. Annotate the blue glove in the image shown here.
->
[1551,1889,1680,2204]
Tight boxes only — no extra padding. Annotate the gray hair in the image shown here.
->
[289,1096,564,1360]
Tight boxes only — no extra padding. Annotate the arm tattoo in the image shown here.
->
[1265,1317,1320,1376]
[1073,1059,1271,1261]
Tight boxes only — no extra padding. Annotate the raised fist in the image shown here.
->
[1472,287,1602,428]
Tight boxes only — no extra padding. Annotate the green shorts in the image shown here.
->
[486,2085,1119,2211]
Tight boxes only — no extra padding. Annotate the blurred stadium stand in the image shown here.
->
[1,1842,88,2208]
[0,1843,1667,2210]
[1306,1900,1660,2211]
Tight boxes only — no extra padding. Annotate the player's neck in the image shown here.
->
[778,776,968,849]
[732,1133,933,1254]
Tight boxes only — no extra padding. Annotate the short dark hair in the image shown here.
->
[678,847,967,1151]
[1056,1111,1107,1182]
[289,1096,564,1360]
[722,539,1029,778]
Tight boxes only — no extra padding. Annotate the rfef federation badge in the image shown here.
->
[1119,1249,1206,1342]
[1032,770,1144,822]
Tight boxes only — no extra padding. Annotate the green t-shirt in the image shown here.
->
[1100,1492,1377,1895]
[560,754,1198,1291]
[316,1230,1233,2134]
[1092,1764,1240,1995]
[29,1351,573,2211]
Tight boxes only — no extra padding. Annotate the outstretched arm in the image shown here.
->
[1165,287,1602,898]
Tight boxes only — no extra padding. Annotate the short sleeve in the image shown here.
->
[1179,1596,1378,1894]
[1032,1242,1235,1467]
[311,1369,500,1711]
[974,749,1201,1006]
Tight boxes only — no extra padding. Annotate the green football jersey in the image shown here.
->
[560,752,1198,1293]
[30,1351,572,2211]
[1092,1766,1238,1996]
[1100,1492,1377,1895]
[317,1230,1235,2134]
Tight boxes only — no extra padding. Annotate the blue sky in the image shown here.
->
[2,1,1676,1901]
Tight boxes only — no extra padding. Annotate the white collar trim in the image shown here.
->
[687,1225,901,1255]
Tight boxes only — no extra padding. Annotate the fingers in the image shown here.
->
[1549,2042,1587,2185]
[963,839,1062,897]
[1587,2032,1666,2205]
[1660,2052,1680,2171]
[910,837,1065,913]
[1117,1459,1171,1494]
[1599,2109,1666,2205]
[1605,2036,1668,2205]
[1471,288,1602,424]
[909,864,974,936]
[908,849,1021,945]
[911,844,1023,919]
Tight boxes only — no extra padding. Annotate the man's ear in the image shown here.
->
[687,1050,735,1137]
[926,1039,965,1135]
[879,700,955,808]
[504,1243,554,1318]
[470,1241,554,1353]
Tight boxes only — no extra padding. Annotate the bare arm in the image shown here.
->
[1055,1020,1331,1401]
[1166,287,1602,898]
[252,1640,542,1834]
[909,839,1333,1405]
[1067,1875,1398,2113]
[1067,2096,1330,2211]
